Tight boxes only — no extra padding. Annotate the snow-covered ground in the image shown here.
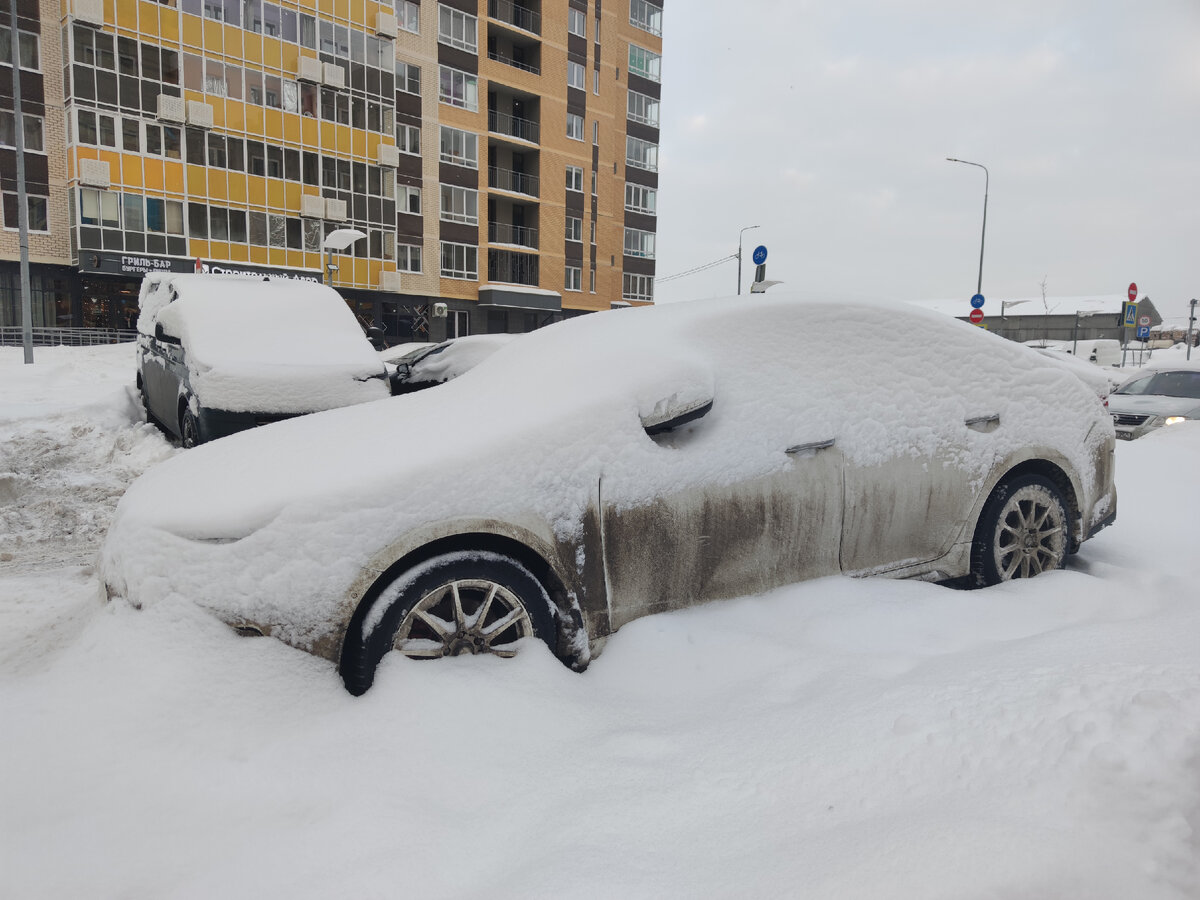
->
[1,343,1198,899]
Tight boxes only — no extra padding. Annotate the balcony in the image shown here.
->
[488,248,539,286]
[488,165,539,196]
[488,0,540,35]
[487,48,540,75]
[488,109,539,144]
[488,221,538,248]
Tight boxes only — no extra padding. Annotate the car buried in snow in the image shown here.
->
[135,273,390,447]
[101,294,1117,694]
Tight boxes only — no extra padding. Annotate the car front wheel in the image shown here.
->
[973,474,1069,585]
[180,407,200,449]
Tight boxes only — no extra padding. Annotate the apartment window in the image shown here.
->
[624,227,656,259]
[567,8,586,37]
[628,90,660,127]
[441,241,477,279]
[0,27,40,70]
[397,123,420,155]
[397,0,420,33]
[590,268,596,293]
[438,4,477,53]
[566,113,584,141]
[440,184,478,224]
[592,120,599,145]
[439,65,478,111]
[440,126,478,168]
[628,44,661,82]
[145,197,184,235]
[396,60,420,94]
[626,135,659,172]
[565,216,582,242]
[591,169,597,195]
[398,184,422,215]
[79,188,120,228]
[2,194,48,231]
[593,68,600,94]
[567,59,585,91]
[630,0,663,36]
[0,112,43,152]
[590,220,596,244]
[623,272,653,302]
[566,165,584,192]
[396,242,422,273]
[565,266,582,292]
[625,183,657,215]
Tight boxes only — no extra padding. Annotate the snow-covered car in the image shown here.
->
[1031,348,1121,398]
[101,294,1117,694]
[1106,367,1200,440]
[136,273,390,447]
[389,333,517,394]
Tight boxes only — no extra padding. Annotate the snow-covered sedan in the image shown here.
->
[136,273,390,447]
[102,294,1117,694]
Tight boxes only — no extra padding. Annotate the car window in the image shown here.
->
[1114,375,1154,395]
[1148,371,1200,399]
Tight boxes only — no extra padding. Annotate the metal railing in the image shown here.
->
[488,165,539,196]
[487,248,539,286]
[0,326,138,347]
[486,49,540,76]
[488,109,540,144]
[488,222,539,248]
[488,0,540,34]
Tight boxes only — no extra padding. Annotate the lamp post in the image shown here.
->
[321,227,367,286]
[1187,299,1197,361]
[946,158,989,298]
[737,224,760,295]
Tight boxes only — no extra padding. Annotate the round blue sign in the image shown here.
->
[752,245,768,266]
[970,293,986,309]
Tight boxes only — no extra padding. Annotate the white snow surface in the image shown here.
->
[405,332,518,383]
[3,338,1200,899]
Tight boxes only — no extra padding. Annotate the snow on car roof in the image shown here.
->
[405,334,518,383]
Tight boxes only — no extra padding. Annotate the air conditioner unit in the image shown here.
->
[324,198,347,221]
[297,55,322,83]
[432,302,448,318]
[186,100,213,129]
[376,144,399,168]
[322,63,345,90]
[375,12,398,38]
[79,158,111,188]
[73,0,105,27]
[380,270,402,292]
[157,94,185,123]
[301,194,325,218]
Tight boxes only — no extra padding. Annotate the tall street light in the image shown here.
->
[322,227,367,286]
[737,225,760,295]
[946,158,989,298]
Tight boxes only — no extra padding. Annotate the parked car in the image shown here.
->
[102,294,1117,694]
[1031,348,1119,398]
[1106,366,1200,440]
[136,273,390,447]
[389,334,517,394]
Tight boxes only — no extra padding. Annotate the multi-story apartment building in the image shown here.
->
[0,0,662,343]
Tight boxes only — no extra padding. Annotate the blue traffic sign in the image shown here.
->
[1123,302,1138,326]
[970,293,985,309]
[752,245,767,266]
[1136,325,1150,340]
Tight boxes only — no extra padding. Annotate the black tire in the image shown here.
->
[180,406,200,449]
[341,551,556,695]
[972,474,1069,586]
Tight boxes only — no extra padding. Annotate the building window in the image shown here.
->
[396,60,420,94]
[567,59,585,90]
[623,272,653,302]
[590,220,596,244]
[567,8,586,37]
[566,113,584,141]
[0,112,43,152]
[566,216,582,242]
[628,44,661,82]
[0,27,40,70]
[441,241,478,280]
[440,126,478,168]
[439,65,478,111]
[566,165,584,192]
[397,123,420,155]
[398,184,422,214]
[396,242,422,273]
[591,169,597,195]
[624,227,656,259]
[2,193,48,232]
[629,0,663,37]
[628,90,659,127]
[590,268,596,293]
[592,120,599,145]
[625,183,657,215]
[397,0,420,33]
[440,184,478,224]
[626,135,659,172]
[593,68,600,94]
[438,4,477,53]
[79,188,121,229]
[565,266,582,292]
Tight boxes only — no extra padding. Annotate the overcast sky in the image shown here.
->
[653,0,1199,325]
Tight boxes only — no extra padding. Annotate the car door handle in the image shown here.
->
[786,438,836,455]
[965,414,1000,433]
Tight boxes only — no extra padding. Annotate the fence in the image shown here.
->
[0,326,138,347]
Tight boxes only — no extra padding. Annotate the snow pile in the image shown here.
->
[1,344,1199,897]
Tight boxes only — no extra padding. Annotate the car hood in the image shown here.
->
[1107,394,1200,418]
[188,360,390,414]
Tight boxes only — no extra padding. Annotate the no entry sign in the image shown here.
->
[969,308,985,324]
[1128,282,1138,303]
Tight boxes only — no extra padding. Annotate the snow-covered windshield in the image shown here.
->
[1115,371,1200,399]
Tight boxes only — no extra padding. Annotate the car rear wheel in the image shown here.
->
[180,407,200,448]
[973,474,1069,585]
[342,551,556,695]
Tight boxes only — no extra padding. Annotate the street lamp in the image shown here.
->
[737,225,760,295]
[322,227,367,286]
[946,158,989,298]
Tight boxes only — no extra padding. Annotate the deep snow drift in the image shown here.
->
[1,342,1198,900]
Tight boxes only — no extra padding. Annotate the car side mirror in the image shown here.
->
[641,394,714,436]
[154,321,180,344]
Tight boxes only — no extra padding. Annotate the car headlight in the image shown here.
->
[1164,416,1186,426]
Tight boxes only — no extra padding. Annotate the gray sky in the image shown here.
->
[653,0,1200,326]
